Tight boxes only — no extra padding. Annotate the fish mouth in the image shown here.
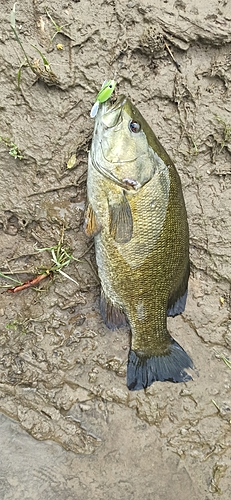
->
[92,134,141,191]
[104,95,127,114]
[101,95,127,128]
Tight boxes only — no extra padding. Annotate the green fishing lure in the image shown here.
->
[90,80,116,118]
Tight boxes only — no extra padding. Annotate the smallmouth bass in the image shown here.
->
[85,95,193,390]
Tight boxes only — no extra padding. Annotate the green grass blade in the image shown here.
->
[30,44,50,67]
[0,271,22,285]
[17,65,22,88]
[58,269,79,286]
[10,3,32,67]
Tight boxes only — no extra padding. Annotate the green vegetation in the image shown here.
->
[0,230,79,292]
[0,271,22,287]
[45,8,69,43]
[10,3,58,88]
[5,318,29,335]
[215,115,231,152]
[214,349,231,370]
[0,136,23,159]
[36,232,79,286]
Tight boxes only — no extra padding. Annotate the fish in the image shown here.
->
[85,95,193,390]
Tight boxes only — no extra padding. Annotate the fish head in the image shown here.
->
[90,95,158,189]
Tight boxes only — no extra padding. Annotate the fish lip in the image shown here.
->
[101,96,127,129]
[104,95,127,115]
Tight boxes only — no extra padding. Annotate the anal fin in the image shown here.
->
[100,289,128,330]
[84,203,101,237]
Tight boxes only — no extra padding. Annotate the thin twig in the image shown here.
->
[78,241,95,259]
[164,40,182,73]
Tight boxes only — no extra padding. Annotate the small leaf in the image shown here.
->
[10,2,17,29]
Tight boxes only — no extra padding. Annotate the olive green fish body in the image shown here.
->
[86,96,193,390]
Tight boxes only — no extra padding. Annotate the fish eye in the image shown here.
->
[129,120,141,133]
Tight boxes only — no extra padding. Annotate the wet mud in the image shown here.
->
[0,0,231,498]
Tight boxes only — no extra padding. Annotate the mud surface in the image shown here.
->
[0,0,231,498]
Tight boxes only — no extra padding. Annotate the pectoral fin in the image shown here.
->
[100,290,128,330]
[84,204,101,237]
[109,193,133,243]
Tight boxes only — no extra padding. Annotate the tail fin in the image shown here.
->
[127,340,193,391]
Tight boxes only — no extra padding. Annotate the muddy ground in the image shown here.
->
[0,0,231,498]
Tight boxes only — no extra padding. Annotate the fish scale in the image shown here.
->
[86,95,193,390]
